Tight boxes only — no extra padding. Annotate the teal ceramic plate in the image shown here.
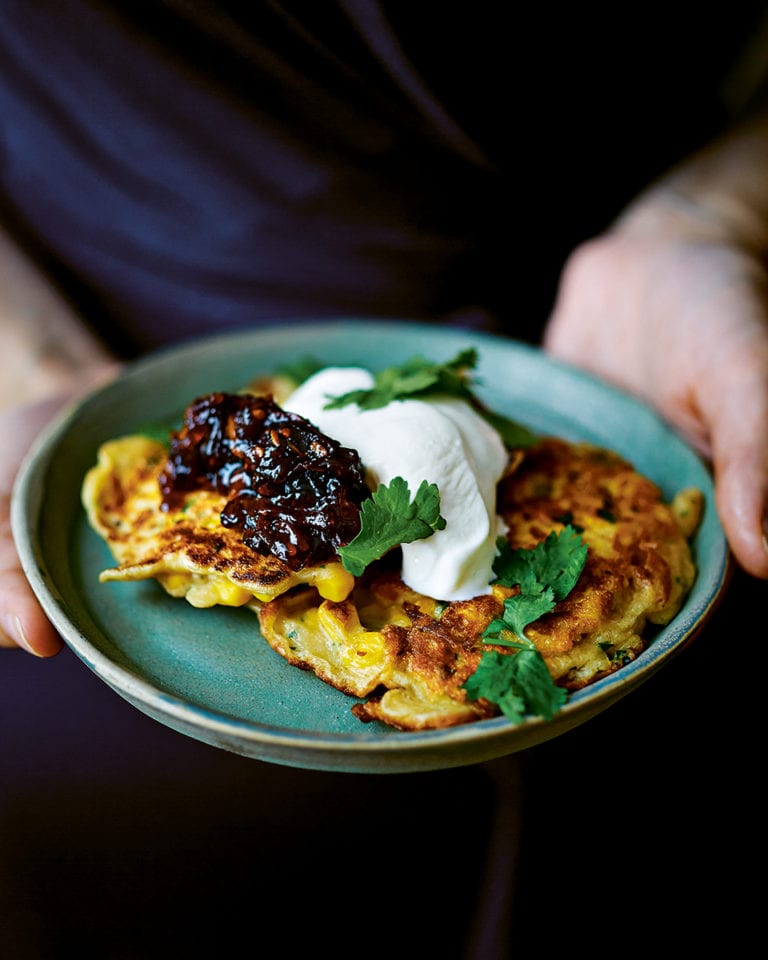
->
[12,320,729,774]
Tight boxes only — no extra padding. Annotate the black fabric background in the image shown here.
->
[1,2,765,354]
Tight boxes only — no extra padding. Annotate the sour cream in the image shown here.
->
[284,367,508,601]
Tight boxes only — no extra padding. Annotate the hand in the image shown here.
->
[0,225,121,654]
[0,396,73,654]
[543,196,768,579]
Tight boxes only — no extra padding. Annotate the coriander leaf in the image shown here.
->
[482,589,556,643]
[511,649,568,720]
[338,477,446,576]
[323,349,477,410]
[321,387,372,409]
[463,651,524,712]
[135,425,171,446]
[133,419,178,446]
[463,525,588,725]
[322,348,539,451]
[476,408,538,449]
[274,356,327,385]
[463,649,567,723]
[493,526,587,601]
[484,527,586,646]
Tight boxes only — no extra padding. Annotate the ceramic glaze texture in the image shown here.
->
[11,321,728,773]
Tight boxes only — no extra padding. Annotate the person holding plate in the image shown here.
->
[0,3,766,955]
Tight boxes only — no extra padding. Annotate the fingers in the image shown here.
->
[0,396,72,656]
[0,568,63,656]
[544,233,768,580]
[704,363,768,578]
[715,450,768,578]
[0,490,63,655]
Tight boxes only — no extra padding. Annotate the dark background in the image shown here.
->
[1,564,761,957]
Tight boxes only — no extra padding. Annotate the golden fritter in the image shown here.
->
[497,438,701,679]
[82,435,355,607]
[83,394,702,731]
[256,438,702,730]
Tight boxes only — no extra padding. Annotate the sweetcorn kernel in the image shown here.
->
[213,580,254,606]
[311,563,355,602]
[316,603,386,667]
[159,572,193,597]
[341,631,386,668]
[317,601,360,645]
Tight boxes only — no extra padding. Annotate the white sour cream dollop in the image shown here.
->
[284,366,508,601]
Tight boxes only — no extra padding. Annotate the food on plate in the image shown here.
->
[82,350,703,730]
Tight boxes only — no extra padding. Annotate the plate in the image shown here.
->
[12,319,729,773]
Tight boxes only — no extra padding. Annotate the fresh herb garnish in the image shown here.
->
[598,640,632,666]
[491,526,587,608]
[477,407,538,449]
[463,526,588,724]
[275,356,327,386]
[339,477,446,577]
[463,645,565,724]
[134,422,173,446]
[324,348,477,410]
[323,349,537,448]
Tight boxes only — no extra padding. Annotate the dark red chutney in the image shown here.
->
[159,392,369,570]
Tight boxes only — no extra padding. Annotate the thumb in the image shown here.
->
[0,545,63,655]
[0,395,71,656]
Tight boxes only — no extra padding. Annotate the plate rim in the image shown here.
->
[11,319,730,771]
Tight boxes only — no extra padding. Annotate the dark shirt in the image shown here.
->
[0,1,764,356]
